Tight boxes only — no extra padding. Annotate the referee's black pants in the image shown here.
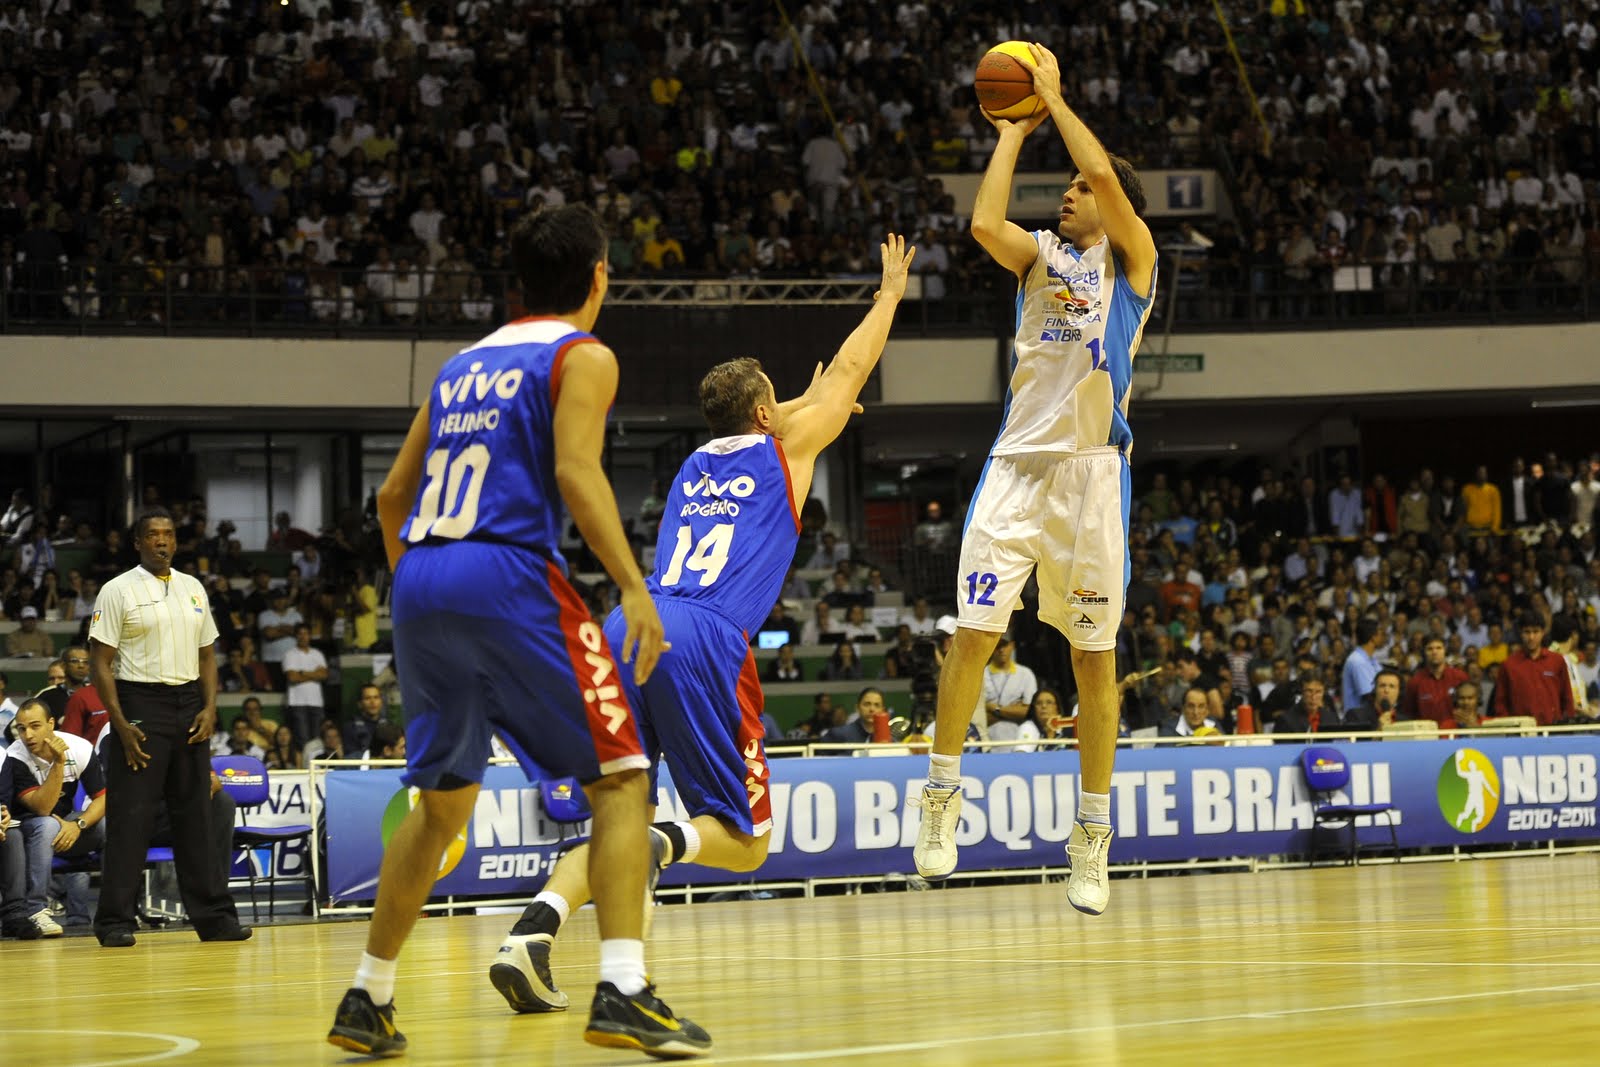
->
[95,680,241,940]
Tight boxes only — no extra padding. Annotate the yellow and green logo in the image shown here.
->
[381,788,468,876]
[1437,748,1501,834]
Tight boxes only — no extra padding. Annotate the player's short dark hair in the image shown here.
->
[511,204,607,315]
[1356,616,1383,646]
[134,506,174,539]
[699,357,769,437]
[1074,153,1146,215]
[1517,610,1546,631]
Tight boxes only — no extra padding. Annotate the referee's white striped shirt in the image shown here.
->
[89,566,220,685]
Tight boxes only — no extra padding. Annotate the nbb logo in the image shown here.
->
[1437,748,1599,834]
[1436,749,1499,833]
[382,788,468,876]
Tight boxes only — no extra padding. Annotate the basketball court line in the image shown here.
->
[702,980,1600,1063]
[674,951,1600,971]
[6,1029,200,1067]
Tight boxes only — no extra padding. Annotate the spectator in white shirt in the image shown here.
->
[981,635,1039,742]
[281,624,328,747]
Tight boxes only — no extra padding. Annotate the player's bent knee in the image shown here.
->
[723,827,770,873]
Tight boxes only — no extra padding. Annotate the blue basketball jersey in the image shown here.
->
[399,318,595,567]
[647,434,801,634]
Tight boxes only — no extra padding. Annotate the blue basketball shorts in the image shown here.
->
[603,599,772,836]
[391,541,649,790]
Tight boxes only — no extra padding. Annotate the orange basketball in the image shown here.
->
[975,42,1044,120]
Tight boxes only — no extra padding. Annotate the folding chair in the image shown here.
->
[1299,745,1400,866]
[539,776,592,846]
[212,755,313,922]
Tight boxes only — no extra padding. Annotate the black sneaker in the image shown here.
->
[2,919,42,941]
[327,987,407,1058]
[489,932,569,1013]
[584,981,712,1059]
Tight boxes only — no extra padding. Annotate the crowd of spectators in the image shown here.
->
[11,1,1600,328]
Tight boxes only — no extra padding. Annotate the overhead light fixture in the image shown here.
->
[1530,399,1600,409]
[1150,442,1241,455]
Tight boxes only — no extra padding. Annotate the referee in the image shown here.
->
[90,506,248,948]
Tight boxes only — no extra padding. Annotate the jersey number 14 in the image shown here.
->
[660,523,734,587]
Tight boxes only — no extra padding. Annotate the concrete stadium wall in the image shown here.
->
[2,322,1596,411]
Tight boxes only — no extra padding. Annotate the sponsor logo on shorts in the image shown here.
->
[1072,588,1110,606]
[1073,613,1096,630]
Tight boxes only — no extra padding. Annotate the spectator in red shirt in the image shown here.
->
[58,644,108,743]
[1159,569,1202,623]
[1491,612,1574,725]
[1404,637,1468,725]
[1443,681,1484,733]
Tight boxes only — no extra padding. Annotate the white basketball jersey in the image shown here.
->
[989,231,1157,457]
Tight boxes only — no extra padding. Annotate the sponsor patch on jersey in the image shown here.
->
[1073,612,1096,630]
[1040,329,1060,343]
[1072,588,1110,606]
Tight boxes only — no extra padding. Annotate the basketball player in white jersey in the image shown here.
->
[913,42,1157,916]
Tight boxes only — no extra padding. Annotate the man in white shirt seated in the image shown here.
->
[221,717,265,761]
[1159,687,1221,740]
[980,635,1038,742]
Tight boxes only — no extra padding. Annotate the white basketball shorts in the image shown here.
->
[955,448,1129,651]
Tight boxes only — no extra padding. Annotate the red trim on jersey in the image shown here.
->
[547,335,591,407]
[546,560,645,774]
[734,645,773,833]
[770,437,803,533]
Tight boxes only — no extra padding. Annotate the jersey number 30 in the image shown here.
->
[408,445,491,542]
[660,523,734,587]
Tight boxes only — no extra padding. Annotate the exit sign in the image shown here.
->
[1135,353,1204,373]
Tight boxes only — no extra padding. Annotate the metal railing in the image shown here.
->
[3,256,1597,339]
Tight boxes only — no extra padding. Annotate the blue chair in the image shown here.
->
[539,777,591,845]
[212,756,313,921]
[1299,745,1400,866]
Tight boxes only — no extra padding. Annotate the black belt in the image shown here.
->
[118,679,201,691]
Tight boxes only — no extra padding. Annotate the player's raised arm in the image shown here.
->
[376,397,433,571]
[1021,42,1157,297]
[777,234,915,463]
[552,341,665,683]
[971,106,1048,277]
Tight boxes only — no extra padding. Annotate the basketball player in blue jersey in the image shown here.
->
[913,42,1158,917]
[487,237,917,1015]
[326,205,710,1060]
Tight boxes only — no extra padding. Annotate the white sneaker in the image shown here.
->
[488,933,569,1013]
[31,909,63,938]
[1065,822,1114,916]
[912,784,963,879]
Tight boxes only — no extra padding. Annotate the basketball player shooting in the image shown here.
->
[490,236,916,1015]
[912,42,1157,917]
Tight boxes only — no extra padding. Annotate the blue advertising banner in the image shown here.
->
[322,737,1600,901]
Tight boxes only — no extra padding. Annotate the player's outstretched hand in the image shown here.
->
[875,233,916,302]
[619,584,667,685]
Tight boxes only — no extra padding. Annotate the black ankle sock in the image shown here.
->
[510,901,560,938]
[652,821,687,866]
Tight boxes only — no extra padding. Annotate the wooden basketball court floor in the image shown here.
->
[11,853,1599,1067]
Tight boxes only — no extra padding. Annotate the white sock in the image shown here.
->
[533,890,570,928]
[354,951,397,1006]
[599,938,647,996]
[1078,790,1111,827]
[675,821,701,865]
[929,752,961,787]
